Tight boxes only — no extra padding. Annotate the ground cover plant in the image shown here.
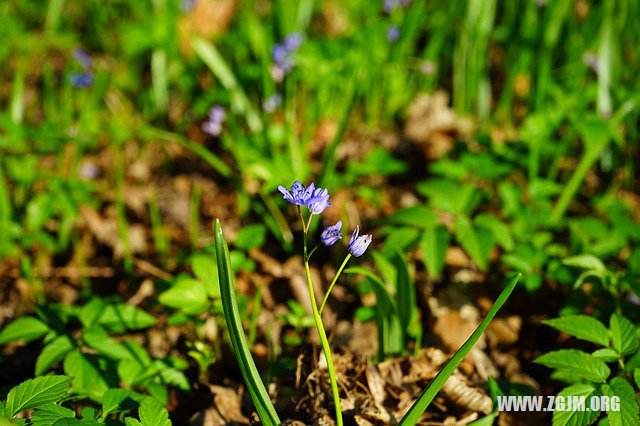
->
[1,0,640,424]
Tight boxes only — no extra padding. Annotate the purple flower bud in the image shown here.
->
[284,33,303,52]
[70,73,94,88]
[203,105,225,136]
[387,26,400,42]
[308,188,331,214]
[348,226,372,257]
[272,44,288,65]
[73,48,92,69]
[321,221,342,246]
[263,93,282,113]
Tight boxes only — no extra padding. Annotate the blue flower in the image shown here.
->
[321,221,343,246]
[284,33,303,51]
[263,93,282,112]
[348,226,372,257]
[278,181,316,206]
[202,105,225,136]
[387,26,400,42]
[73,48,92,69]
[308,188,331,214]
[70,73,94,88]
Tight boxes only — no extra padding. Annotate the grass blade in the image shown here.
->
[399,273,521,425]
[214,219,280,425]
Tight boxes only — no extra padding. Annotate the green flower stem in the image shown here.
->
[319,254,352,315]
[304,259,343,426]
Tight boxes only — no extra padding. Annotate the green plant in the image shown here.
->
[0,375,172,425]
[537,312,640,426]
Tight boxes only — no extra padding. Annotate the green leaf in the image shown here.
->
[31,404,76,425]
[214,220,280,425]
[77,298,106,329]
[592,348,619,363]
[474,213,514,251]
[346,267,404,359]
[97,304,155,333]
[158,276,209,315]
[233,224,267,250]
[417,179,477,214]
[138,397,171,426]
[454,217,492,270]
[101,389,141,417]
[419,225,450,278]
[0,317,50,345]
[191,254,219,298]
[399,274,520,425]
[386,206,438,229]
[157,364,190,391]
[534,350,610,383]
[634,369,640,390]
[552,383,599,426]
[610,314,638,356]
[36,335,75,375]
[63,351,109,401]
[83,327,132,361]
[602,377,639,426]
[542,315,610,347]
[5,376,72,417]
[392,249,416,334]
[125,418,142,426]
[563,255,606,273]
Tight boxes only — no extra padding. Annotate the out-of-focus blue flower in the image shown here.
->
[272,44,288,65]
[348,226,372,257]
[70,73,94,88]
[202,105,226,136]
[384,0,411,13]
[387,26,400,42]
[278,181,316,206]
[73,48,92,69]
[308,188,331,214]
[263,93,282,112]
[321,221,342,246]
[284,33,303,51]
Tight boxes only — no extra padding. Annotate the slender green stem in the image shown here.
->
[319,254,352,315]
[304,259,343,425]
[306,244,320,262]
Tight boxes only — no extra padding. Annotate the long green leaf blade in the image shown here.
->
[214,219,280,425]
[399,273,520,424]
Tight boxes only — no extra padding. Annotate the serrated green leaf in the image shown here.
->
[634,369,640,390]
[31,404,76,426]
[157,364,190,391]
[602,378,639,426]
[63,351,109,401]
[610,314,638,356]
[77,299,106,329]
[552,383,599,426]
[125,418,142,426]
[36,335,75,375]
[97,304,155,333]
[138,397,171,426]
[543,315,610,347]
[386,206,438,229]
[5,376,72,417]
[534,350,610,383]
[159,277,209,315]
[0,317,50,345]
[419,225,449,278]
[215,220,280,425]
[101,389,141,417]
[592,348,619,362]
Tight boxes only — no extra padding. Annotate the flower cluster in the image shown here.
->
[202,105,225,136]
[70,48,93,88]
[271,33,303,82]
[383,0,411,13]
[278,181,372,256]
